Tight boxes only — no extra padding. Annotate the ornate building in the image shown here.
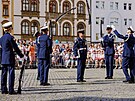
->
[0,0,90,42]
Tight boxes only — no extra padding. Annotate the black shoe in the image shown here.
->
[123,80,133,83]
[40,82,44,85]
[82,80,86,82]
[108,77,113,79]
[9,91,17,95]
[77,80,82,82]
[105,77,109,79]
[43,83,50,86]
[1,91,8,94]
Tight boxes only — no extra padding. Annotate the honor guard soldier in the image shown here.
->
[101,25,115,79]
[33,31,41,80]
[38,25,52,86]
[73,29,87,82]
[113,25,135,83]
[0,22,24,94]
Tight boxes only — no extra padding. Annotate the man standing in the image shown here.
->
[38,25,52,86]
[101,25,115,79]
[113,26,135,83]
[73,29,87,82]
[0,22,24,94]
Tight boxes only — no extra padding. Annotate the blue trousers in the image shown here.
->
[1,65,15,93]
[122,57,135,81]
[105,55,114,77]
[37,58,40,79]
[77,59,86,81]
[39,59,50,83]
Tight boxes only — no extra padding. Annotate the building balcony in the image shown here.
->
[21,11,40,18]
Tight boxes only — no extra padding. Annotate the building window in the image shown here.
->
[31,21,39,35]
[63,1,70,13]
[96,1,100,9]
[22,0,29,11]
[49,1,57,13]
[110,2,114,10]
[96,17,99,24]
[101,17,104,24]
[110,17,119,26]
[124,3,127,10]
[115,2,118,10]
[31,2,38,11]
[63,23,71,36]
[129,19,132,26]
[77,2,85,14]
[3,5,9,16]
[124,19,127,25]
[96,33,99,40]
[101,1,105,9]
[21,21,30,34]
[50,22,57,36]
[77,23,85,30]
[129,3,132,10]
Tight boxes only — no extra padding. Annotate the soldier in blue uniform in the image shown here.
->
[33,31,41,80]
[38,25,52,86]
[113,26,135,83]
[101,25,115,79]
[73,29,87,82]
[0,22,24,94]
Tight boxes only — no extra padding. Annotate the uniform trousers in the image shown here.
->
[105,55,114,77]
[1,65,15,93]
[122,57,135,81]
[39,58,50,83]
[77,59,86,81]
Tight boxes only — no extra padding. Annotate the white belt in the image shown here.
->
[78,48,86,50]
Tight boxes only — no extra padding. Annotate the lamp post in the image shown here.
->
[100,20,103,38]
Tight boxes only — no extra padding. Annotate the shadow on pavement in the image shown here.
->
[50,97,135,101]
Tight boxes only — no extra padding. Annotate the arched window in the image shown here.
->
[63,1,71,13]
[21,20,30,34]
[31,2,38,11]
[49,0,57,13]
[63,22,71,36]
[31,21,39,35]
[77,2,85,14]
[22,0,29,11]
[50,22,57,36]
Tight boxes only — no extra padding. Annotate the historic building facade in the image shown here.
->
[0,0,90,42]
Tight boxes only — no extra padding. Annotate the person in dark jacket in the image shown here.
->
[38,24,52,86]
[73,29,87,82]
[113,26,135,83]
[0,22,24,94]
[101,25,115,79]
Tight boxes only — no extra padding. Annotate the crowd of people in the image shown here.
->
[13,39,124,69]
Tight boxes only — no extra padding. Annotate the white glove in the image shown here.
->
[111,25,115,30]
[99,38,103,41]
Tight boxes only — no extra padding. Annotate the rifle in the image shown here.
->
[17,58,26,94]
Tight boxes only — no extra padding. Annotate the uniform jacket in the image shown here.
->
[73,37,87,60]
[0,32,23,65]
[102,33,115,55]
[38,34,52,59]
[35,36,40,58]
[114,30,135,57]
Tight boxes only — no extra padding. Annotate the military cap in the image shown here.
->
[128,26,134,33]
[2,22,12,29]
[106,25,112,30]
[77,29,85,34]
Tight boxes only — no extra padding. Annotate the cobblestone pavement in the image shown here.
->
[0,68,135,101]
